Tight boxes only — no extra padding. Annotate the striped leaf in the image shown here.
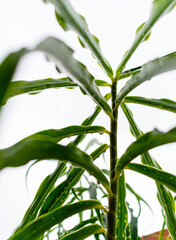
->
[121,103,176,238]
[126,163,176,193]
[116,0,176,77]
[124,96,176,113]
[60,224,105,240]
[10,200,104,240]
[116,172,128,239]
[116,52,176,105]
[37,37,112,116]
[43,0,113,78]
[116,127,176,172]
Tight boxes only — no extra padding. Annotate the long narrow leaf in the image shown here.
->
[124,96,176,113]
[20,125,107,143]
[10,200,105,240]
[116,127,176,172]
[60,224,105,240]
[116,172,128,239]
[0,49,27,107]
[39,144,109,215]
[116,52,176,105]
[37,37,112,116]
[116,0,176,77]
[4,78,110,105]
[17,163,65,230]
[126,163,176,193]
[0,140,110,193]
[121,103,176,238]
[43,0,113,78]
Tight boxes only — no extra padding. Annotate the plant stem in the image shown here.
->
[107,80,118,240]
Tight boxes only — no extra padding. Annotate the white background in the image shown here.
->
[0,0,176,239]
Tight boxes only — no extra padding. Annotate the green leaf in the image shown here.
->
[0,49,27,108]
[10,200,105,240]
[4,78,110,105]
[135,22,151,43]
[39,144,109,215]
[116,172,128,240]
[0,140,110,193]
[126,183,153,218]
[18,163,66,230]
[69,93,111,147]
[116,0,176,77]
[37,37,112,116]
[121,103,176,238]
[124,96,176,113]
[44,0,113,78]
[60,224,105,240]
[116,127,176,172]
[68,216,97,233]
[126,163,176,193]
[21,125,107,143]
[116,51,176,105]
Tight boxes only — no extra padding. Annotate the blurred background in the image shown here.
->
[0,0,176,239]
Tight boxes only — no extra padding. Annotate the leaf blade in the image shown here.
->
[126,163,176,193]
[116,0,176,77]
[37,37,112,116]
[10,200,104,240]
[60,224,105,240]
[124,96,176,113]
[44,0,113,78]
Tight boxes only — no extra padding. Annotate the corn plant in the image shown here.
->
[1,0,176,239]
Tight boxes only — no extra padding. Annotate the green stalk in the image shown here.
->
[107,80,118,240]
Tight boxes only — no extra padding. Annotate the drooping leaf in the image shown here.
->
[116,0,176,77]
[116,127,176,172]
[39,144,109,215]
[116,51,176,105]
[126,163,176,193]
[17,163,66,230]
[116,172,128,240]
[126,183,153,218]
[0,49,27,108]
[121,103,176,238]
[124,96,176,113]
[10,200,105,240]
[37,37,112,116]
[60,224,105,240]
[43,0,113,78]
[0,140,110,193]
[119,66,142,80]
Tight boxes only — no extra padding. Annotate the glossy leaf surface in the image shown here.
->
[124,96,176,113]
[39,144,109,215]
[4,78,110,104]
[60,224,105,240]
[116,0,176,77]
[10,200,104,240]
[37,37,112,116]
[43,0,113,78]
[20,125,107,143]
[116,52,176,105]
[116,127,176,171]
[121,103,176,238]
[126,163,176,193]
[0,140,109,192]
